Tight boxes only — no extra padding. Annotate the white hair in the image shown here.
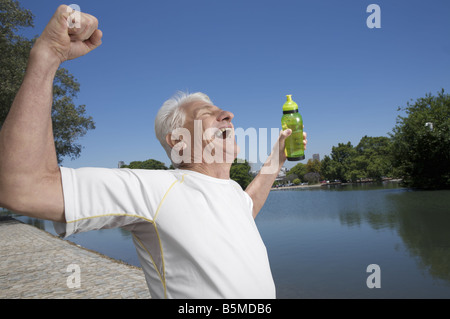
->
[154,91,212,168]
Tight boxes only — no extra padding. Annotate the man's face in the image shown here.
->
[177,100,239,165]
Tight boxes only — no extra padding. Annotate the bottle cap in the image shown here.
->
[283,94,298,112]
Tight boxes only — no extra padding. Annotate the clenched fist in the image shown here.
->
[32,5,102,66]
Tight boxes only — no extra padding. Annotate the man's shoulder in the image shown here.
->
[61,166,183,185]
[118,168,183,182]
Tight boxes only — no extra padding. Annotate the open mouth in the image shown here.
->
[214,127,233,139]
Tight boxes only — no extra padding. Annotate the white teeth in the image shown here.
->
[214,128,232,138]
[215,129,224,138]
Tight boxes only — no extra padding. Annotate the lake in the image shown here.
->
[6,181,450,298]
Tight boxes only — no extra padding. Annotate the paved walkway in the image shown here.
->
[0,217,151,299]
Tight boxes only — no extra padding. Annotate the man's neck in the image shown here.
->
[180,162,232,180]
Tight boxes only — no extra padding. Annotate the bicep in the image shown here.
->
[0,168,65,222]
[34,170,65,222]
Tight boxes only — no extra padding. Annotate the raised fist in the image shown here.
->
[33,5,102,64]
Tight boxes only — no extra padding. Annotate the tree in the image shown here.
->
[51,68,95,163]
[390,90,450,189]
[0,0,95,164]
[121,159,168,170]
[288,162,307,182]
[303,172,320,184]
[320,155,333,180]
[0,0,33,125]
[354,136,393,181]
[230,159,253,189]
[285,173,298,183]
[321,137,394,182]
[323,142,356,182]
[306,158,322,180]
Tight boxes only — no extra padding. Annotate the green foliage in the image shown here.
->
[321,142,356,182]
[230,158,253,189]
[0,0,33,39]
[121,159,168,170]
[285,173,298,182]
[354,136,393,181]
[321,137,394,182]
[303,172,320,184]
[390,89,450,189]
[305,158,322,179]
[0,0,34,125]
[0,0,95,164]
[52,68,95,163]
[305,158,321,172]
[292,178,301,185]
[288,162,307,182]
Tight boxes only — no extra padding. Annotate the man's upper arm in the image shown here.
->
[243,190,255,218]
[35,169,65,222]
[0,168,65,223]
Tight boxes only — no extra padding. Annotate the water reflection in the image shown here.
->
[386,190,450,283]
[338,191,401,230]
[258,183,450,297]
[338,187,450,284]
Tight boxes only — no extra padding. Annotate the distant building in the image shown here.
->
[275,166,287,181]
[118,161,125,168]
[312,153,320,161]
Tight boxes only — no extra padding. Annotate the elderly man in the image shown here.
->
[0,6,306,298]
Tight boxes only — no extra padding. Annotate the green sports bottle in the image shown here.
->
[281,94,305,161]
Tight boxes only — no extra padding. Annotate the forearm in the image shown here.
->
[0,45,62,216]
[245,155,285,218]
[245,129,296,218]
[0,46,60,178]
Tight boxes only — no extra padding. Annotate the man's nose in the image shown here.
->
[217,110,234,123]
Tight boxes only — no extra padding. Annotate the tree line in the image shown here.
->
[286,89,450,190]
[285,136,393,186]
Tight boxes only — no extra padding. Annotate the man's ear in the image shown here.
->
[166,133,186,150]
[165,133,176,149]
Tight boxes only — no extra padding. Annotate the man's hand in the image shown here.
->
[261,128,307,175]
[280,128,308,158]
[32,5,102,65]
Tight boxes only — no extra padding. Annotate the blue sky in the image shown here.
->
[18,0,450,170]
